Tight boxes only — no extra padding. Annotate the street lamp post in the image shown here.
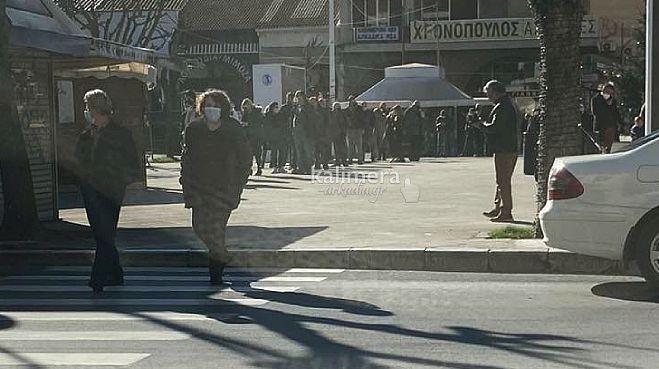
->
[329,0,336,102]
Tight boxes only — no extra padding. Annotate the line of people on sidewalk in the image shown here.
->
[235,92,442,175]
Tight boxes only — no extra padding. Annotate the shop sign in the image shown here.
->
[411,16,599,43]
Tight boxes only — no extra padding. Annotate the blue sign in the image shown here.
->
[355,26,399,42]
[262,74,273,86]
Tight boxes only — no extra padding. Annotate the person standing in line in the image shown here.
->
[346,96,365,164]
[461,107,479,157]
[386,105,406,162]
[360,103,378,162]
[279,92,296,171]
[374,102,389,161]
[316,97,332,169]
[591,82,622,154]
[434,110,446,157]
[329,102,349,166]
[308,97,323,170]
[264,102,287,173]
[480,80,519,223]
[241,98,265,175]
[74,89,141,293]
[404,101,424,161]
[180,90,252,285]
[292,90,314,174]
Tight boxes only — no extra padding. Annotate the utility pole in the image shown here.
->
[435,3,442,76]
[401,0,406,64]
[646,0,658,134]
[328,0,336,102]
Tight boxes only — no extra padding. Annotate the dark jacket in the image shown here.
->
[74,120,141,205]
[180,118,252,210]
[404,106,423,136]
[313,106,330,139]
[483,95,518,154]
[280,103,294,130]
[346,106,364,130]
[292,103,314,134]
[243,107,265,142]
[329,109,348,137]
[591,94,621,131]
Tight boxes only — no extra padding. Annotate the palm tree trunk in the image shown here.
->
[528,0,585,237]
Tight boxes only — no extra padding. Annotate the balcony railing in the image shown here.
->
[183,43,260,55]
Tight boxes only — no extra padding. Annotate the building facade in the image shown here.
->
[337,0,607,101]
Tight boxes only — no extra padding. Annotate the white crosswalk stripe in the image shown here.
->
[0,267,343,367]
[0,353,150,366]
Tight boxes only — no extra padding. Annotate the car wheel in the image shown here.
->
[634,217,659,288]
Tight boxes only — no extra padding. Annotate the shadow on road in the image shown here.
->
[591,281,659,303]
[13,222,328,253]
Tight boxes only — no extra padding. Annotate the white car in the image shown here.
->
[539,130,659,287]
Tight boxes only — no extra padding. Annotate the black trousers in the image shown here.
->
[81,183,123,287]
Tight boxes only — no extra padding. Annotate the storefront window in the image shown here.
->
[352,0,365,27]
[451,0,478,20]
[353,0,399,27]
[414,0,449,21]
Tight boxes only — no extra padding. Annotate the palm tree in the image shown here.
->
[528,0,585,237]
[0,0,41,239]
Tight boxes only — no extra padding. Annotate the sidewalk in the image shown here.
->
[0,158,637,275]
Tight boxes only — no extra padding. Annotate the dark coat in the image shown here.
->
[483,95,518,154]
[292,103,315,135]
[403,106,424,136]
[346,106,364,130]
[180,118,252,210]
[74,120,141,205]
[243,107,265,143]
[329,109,348,138]
[591,94,621,131]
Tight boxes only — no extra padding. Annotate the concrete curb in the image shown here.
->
[0,247,640,276]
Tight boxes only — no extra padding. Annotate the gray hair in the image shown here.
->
[483,80,506,95]
[84,89,113,116]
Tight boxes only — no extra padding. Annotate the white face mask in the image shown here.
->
[204,107,222,122]
[602,93,611,100]
[84,110,94,126]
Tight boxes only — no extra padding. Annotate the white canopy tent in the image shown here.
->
[355,63,475,108]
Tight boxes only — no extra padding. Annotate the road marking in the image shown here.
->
[0,312,236,321]
[0,285,299,293]
[0,331,190,341]
[0,298,268,306]
[2,275,326,282]
[0,353,150,366]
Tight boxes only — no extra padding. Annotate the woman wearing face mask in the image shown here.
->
[74,89,141,293]
[180,89,252,285]
[591,82,622,154]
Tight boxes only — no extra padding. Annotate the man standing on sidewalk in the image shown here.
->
[480,80,518,223]
[591,82,621,154]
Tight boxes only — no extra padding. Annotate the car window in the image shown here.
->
[616,130,659,152]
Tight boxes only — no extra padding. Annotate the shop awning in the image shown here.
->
[356,63,475,108]
[6,0,173,69]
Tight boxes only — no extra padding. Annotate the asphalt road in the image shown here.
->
[0,269,658,369]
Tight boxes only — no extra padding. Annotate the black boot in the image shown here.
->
[209,262,226,286]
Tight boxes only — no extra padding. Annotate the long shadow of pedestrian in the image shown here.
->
[0,269,653,369]
[0,315,46,369]
[591,281,659,303]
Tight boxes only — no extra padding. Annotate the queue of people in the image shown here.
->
[235,91,454,175]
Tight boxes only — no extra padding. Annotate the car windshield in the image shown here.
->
[616,129,659,152]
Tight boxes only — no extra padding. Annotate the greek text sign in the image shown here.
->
[411,17,599,43]
[355,26,399,42]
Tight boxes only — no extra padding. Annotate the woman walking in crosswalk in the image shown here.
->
[74,89,141,293]
[180,89,252,285]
